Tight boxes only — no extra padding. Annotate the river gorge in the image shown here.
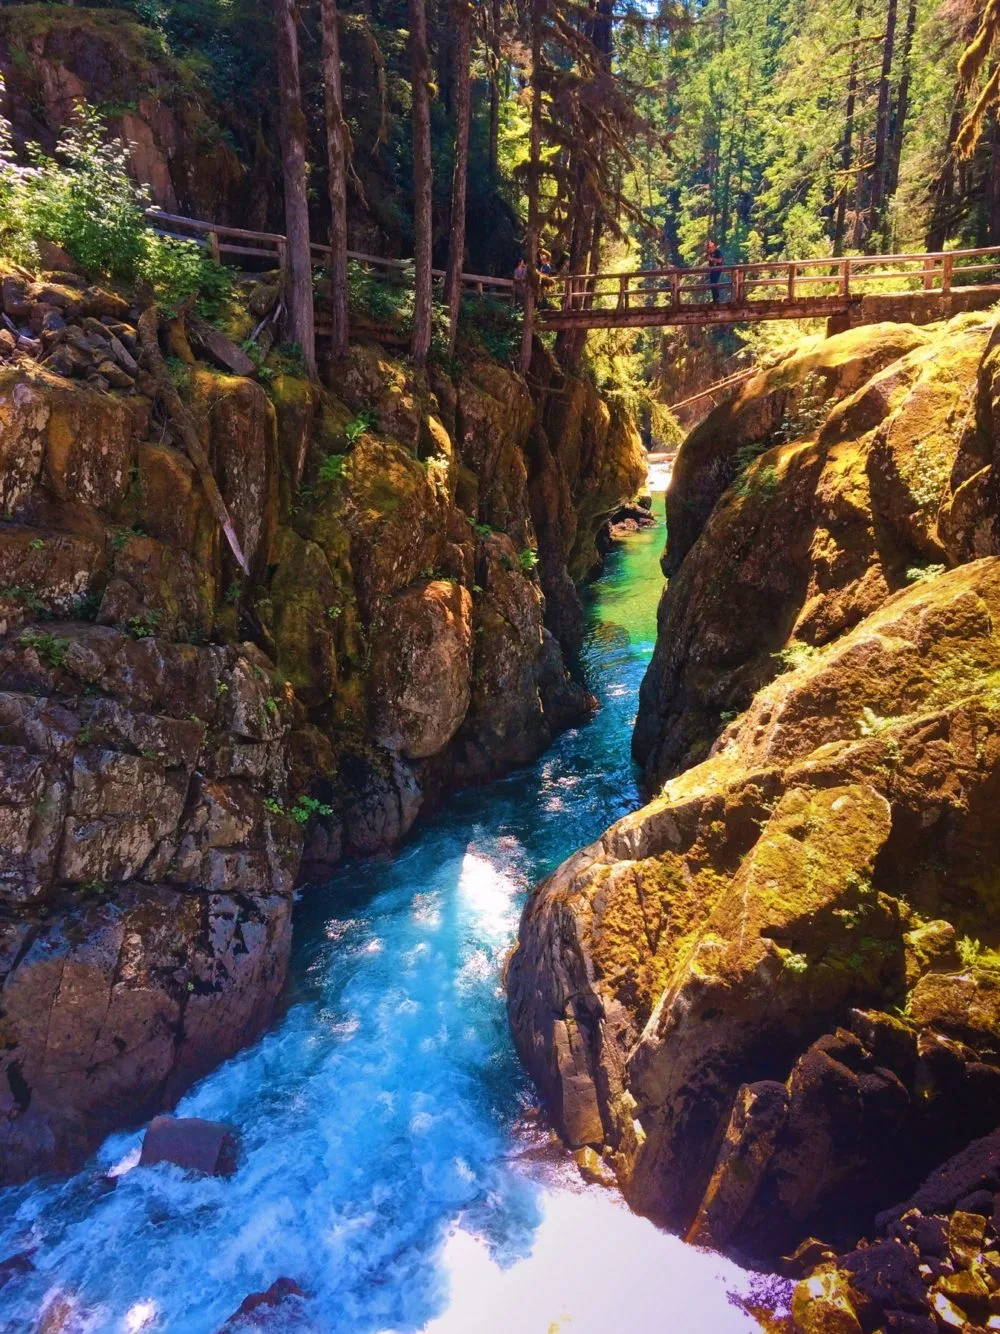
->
[0,497,773,1332]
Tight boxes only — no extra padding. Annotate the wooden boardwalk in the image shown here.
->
[147,210,1000,332]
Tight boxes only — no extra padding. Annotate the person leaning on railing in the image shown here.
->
[706,239,725,303]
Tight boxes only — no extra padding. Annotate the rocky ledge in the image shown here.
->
[507,312,1000,1326]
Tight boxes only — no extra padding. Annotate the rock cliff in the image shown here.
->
[508,312,1000,1293]
[0,273,644,1184]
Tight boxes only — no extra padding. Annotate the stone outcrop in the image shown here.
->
[635,313,994,784]
[508,313,1000,1292]
[0,276,643,1184]
[0,7,247,222]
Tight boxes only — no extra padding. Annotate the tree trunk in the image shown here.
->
[322,0,350,361]
[868,0,898,249]
[833,0,862,257]
[410,0,434,365]
[488,0,501,180]
[445,0,474,356]
[926,96,965,250]
[519,0,542,376]
[273,0,316,377]
[884,0,916,210]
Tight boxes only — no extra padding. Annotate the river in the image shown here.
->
[0,497,770,1333]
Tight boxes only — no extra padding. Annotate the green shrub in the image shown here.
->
[125,611,161,639]
[136,231,232,320]
[0,86,230,316]
[345,409,376,445]
[18,631,68,668]
[518,547,539,573]
[318,453,347,483]
[0,101,148,276]
[290,795,334,825]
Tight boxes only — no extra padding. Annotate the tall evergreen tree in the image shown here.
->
[444,0,474,356]
[322,0,350,361]
[410,0,434,366]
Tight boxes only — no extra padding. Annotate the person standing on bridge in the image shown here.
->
[706,239,725,303]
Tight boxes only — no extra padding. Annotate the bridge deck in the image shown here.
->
[539,296,856,329]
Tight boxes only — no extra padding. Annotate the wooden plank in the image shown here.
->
[669,368,755,411]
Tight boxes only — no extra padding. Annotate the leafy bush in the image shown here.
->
[518,547,539,573]
[18,631,68,668]
[136,232,232,319]
[318,453,347,483]
[345,409,376,445]
[125,610,162,639]
[458,295,522,364]
[0,86,230,316]
[0,101,148,276]
[347,259,415,324]
[289,795,334,825]
[772,641,816,673]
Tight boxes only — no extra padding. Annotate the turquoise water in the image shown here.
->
[0,500,765,1333]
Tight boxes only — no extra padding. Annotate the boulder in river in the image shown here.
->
[139,1115,239,1176]
[218,1277,306,1331]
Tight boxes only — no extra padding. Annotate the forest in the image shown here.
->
[3,0,999,389]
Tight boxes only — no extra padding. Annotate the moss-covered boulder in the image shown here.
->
[664,322,933,577]
[509,557,1000,1256]
[634,316,998,786]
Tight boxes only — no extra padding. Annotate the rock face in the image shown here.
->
[508,314,1000,1279]
[369,579,473,759]
[0,625,301,1184]
[0,285,643,1184]
[635,313,993,784]
[0,8,246,221]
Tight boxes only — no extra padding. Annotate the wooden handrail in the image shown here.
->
[147,207,513,291]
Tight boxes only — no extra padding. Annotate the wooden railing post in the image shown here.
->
[670,270,680,309]
[840,259,850,298]
[730,267,744,305]
[617,274,629,310]
[941,254,953,295]
[787,263,796,301]
[208,231,221,264]
[922,257,936,291]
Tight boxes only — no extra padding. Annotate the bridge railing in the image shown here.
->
[145,209,514,302]
[545,245,1000,316]
[144,207,1000,328]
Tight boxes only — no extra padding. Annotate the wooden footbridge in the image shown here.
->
[147,210,1000,332]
